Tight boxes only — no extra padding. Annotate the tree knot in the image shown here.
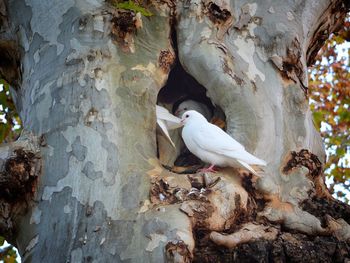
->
[207,3,231,24]
[282,149,323,178]
[1,149,40,201]
[165,240,193,263]
[158,50,175,74]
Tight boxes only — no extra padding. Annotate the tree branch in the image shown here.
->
[304,0,349,66]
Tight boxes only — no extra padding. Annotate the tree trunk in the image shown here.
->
[0,0,349,262]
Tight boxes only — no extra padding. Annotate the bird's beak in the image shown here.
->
[175,109,180,116]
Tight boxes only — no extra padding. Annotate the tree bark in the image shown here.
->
[0,131,41,242]
[0,0,349,262]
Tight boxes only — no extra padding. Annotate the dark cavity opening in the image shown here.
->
[156,58,226,174]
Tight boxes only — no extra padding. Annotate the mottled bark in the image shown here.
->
[0,0,349,262]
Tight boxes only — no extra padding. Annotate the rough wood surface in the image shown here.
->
[194,233,350,263]
[0,132,40,243]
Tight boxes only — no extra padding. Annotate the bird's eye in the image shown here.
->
[185,114,189,118]
[184,108,188,110]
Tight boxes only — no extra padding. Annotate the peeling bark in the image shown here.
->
[158,50,175,73]
[165,240,193,263]
[111,11,138,53]
[0,132,41,243]
[210,223,279,248]
[1,149,37,200]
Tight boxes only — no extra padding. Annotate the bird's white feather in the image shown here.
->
[156,105,182,147]
[188,122,266,165]
[181,110,267,174]
[236,160,259,176]
[157,119,175,148]
[156,105,182,130]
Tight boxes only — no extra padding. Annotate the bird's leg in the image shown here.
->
[198,164,217,173]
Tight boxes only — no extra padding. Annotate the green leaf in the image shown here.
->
[115,1,153,17]
[0,78,22,143]
[0,123,11,143]
[338,110,350,122]
[312,111,323,130]
[0,236,5,246]
[4,249,18,263]
[336,147,346,157]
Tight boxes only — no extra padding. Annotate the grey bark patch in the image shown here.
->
[142,218,170,237]
[76,202,134,262]
[25,57,80,133]
[82,161,103,180]
[121,174,140,209]
[24,0,75,54]
[19,188,77,261]
[104,220,135,259]
[70,247,83,262]
[19,189,131,262]
[71,136,87,161]
[57,6,81,51]
[29,207,42,224]
[235,3,253,29]
[42,132,71,185]
[102,136,119,185]
[83,124,120,186]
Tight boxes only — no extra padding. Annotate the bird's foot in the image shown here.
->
[198,164,217,173]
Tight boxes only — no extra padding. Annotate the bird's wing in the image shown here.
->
[157,119,175,148]
[193,123,245,153]
[193,123,266,165]
[156,105,182,130]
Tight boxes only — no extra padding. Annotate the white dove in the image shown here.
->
[181,110,267,175]
[156,105,182,147]
[175,100,212,121]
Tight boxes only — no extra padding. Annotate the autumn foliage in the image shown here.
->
[308,15,350,200]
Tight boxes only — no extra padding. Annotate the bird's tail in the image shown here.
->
[238,152,267,166]
[237,160,260,176]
